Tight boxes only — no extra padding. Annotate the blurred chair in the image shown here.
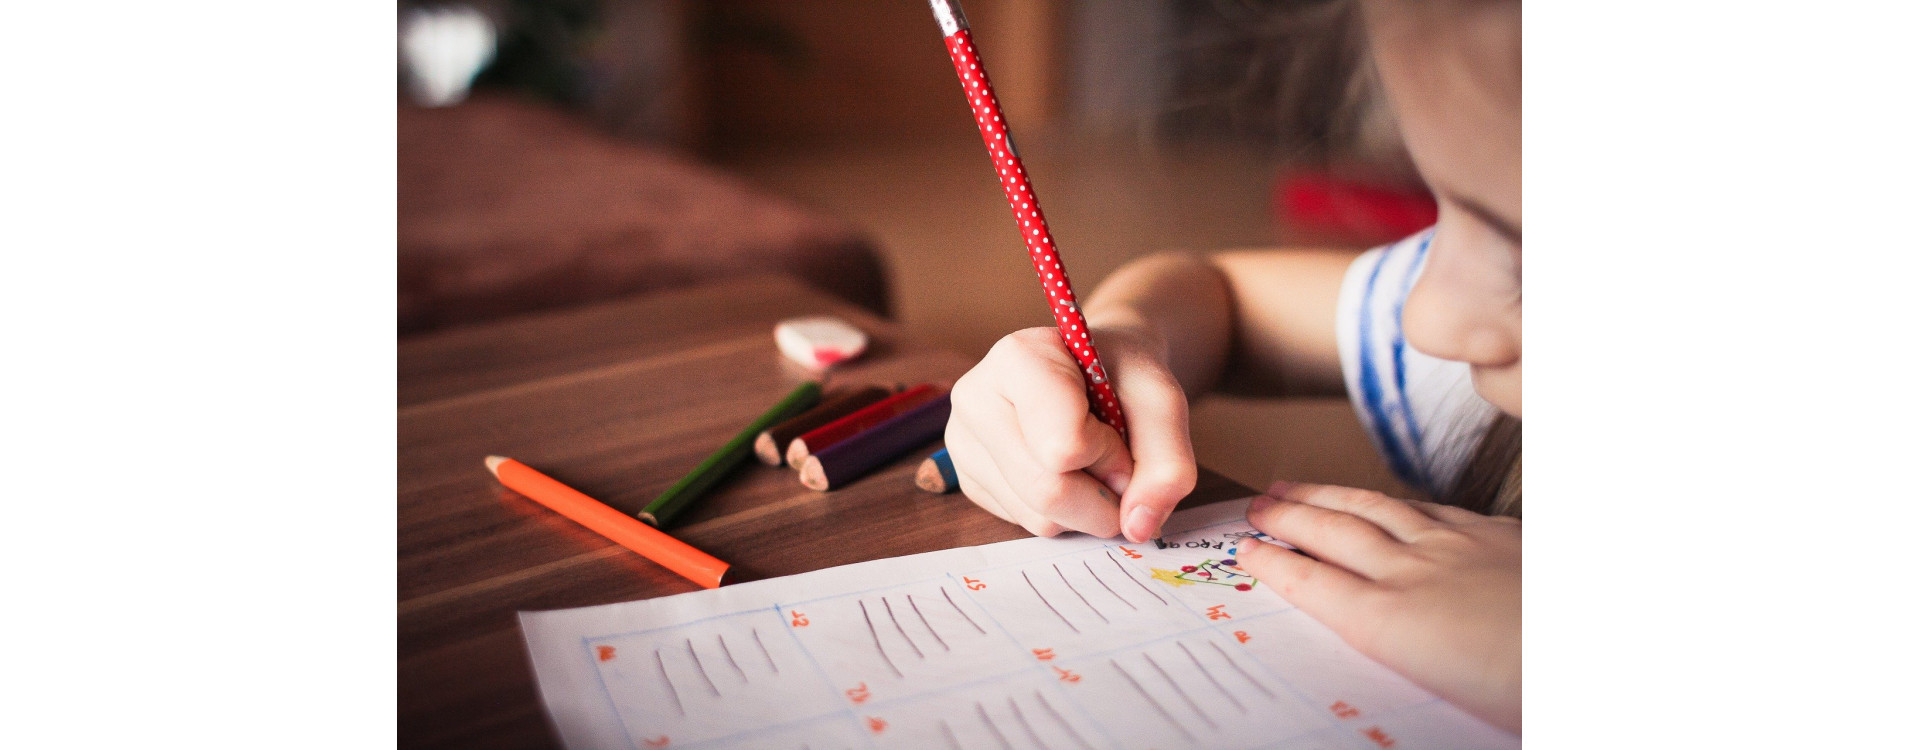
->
[399,94,889,336]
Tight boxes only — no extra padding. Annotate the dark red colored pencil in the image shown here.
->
[786,384,940,469]
[800,394,953,491]
[753,385,893,465]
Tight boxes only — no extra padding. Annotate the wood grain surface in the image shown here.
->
[397,275,1253,748]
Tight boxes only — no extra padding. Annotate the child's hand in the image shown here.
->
[1236,481,1522,734]
[945,325,1197,542]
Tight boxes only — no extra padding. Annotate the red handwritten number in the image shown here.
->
[1363,727,1397,748]
[596,645,617,662]
[1206,605,1231,620]
[866,716,888,734]
[1330,701,1360,719]
[1234,631,1251,643]
[790,610,810,627]
[643,737,670,748]
[1118,546,1142,559]
[1053,666,1081,683]
[846,683,871,704]
[964,577,986,591]
[1032,648,1056,661]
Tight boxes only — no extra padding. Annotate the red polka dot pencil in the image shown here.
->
[924,0,1127,440]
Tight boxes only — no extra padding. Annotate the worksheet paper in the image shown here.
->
[520,498,1517,750]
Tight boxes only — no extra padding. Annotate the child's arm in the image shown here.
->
[1085,249,1356,398]
[945,247,1357,543]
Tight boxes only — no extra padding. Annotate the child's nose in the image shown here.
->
[1402,269,1520,369]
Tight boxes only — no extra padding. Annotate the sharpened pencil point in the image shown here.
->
[484,455,508,475]
[753,432,782,466]
[915,457,949,493]
[800,457,830,492]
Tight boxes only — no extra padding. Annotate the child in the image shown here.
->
[944,0,1523,734]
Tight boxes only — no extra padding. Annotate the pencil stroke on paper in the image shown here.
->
[654,648,685,717]
[1143,651,1217,729]
[976,700,1015,750]
[907,593,951,651]
[858,598,904,678]
[1083,559,1136,610]
[1105,549,1167,605]
[751,627,779,675]
[1209,640,1276,699]
[1023,570,1079,633]
[686,638,721,697]
[1054,563,1109,623]
[1006,697,1051,750]
[942,586,987,633]
[881,596,925,659]
[1111,658,1193,741]
[1034,690,1094,750]
[717,633,748,682]
[1179,641,1247,712]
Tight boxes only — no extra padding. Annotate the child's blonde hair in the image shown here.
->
[1448,414,1522,518]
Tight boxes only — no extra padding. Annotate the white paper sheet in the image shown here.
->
[520,498,1518,749]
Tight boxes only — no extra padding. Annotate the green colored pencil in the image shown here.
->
[638,381,821,527]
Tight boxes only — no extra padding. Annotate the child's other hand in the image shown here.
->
[945,326,1197,541]
[1237,482,1522,734]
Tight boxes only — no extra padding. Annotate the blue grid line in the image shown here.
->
[772,600,878,750]
[583,635,643,750]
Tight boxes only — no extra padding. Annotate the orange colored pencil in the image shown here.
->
[485,456,730,589]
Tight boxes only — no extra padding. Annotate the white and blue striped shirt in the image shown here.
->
[1335,230,1499,498]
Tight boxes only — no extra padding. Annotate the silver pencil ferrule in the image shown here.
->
[929,0,970,36]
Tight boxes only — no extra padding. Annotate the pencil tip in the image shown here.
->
[484,455,507,474]
[915,458,944,493]
[800,458,829,491]
[754,432,781,466]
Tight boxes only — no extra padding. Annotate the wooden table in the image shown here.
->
[398,275,1253,747]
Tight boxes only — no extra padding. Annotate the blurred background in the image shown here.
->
[398,0,1436,496]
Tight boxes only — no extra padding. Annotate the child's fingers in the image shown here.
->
[1267,481,1438,542]
[1111,369,1197,543]
[1234,538,1377,618]
[950,391,1122,537]
[992,329,1118,475]
[958,459,1067,538]
[1246,495,1403,579]
[942,426,1017,525]
[947,418,1107,538]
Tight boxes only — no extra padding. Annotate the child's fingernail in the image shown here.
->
[1248,495,1275,513]
[1265,480,1296,497]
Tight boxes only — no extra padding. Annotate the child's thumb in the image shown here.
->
[1113,374,1198,543]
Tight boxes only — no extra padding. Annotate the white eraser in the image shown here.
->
[774,316,869,370]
